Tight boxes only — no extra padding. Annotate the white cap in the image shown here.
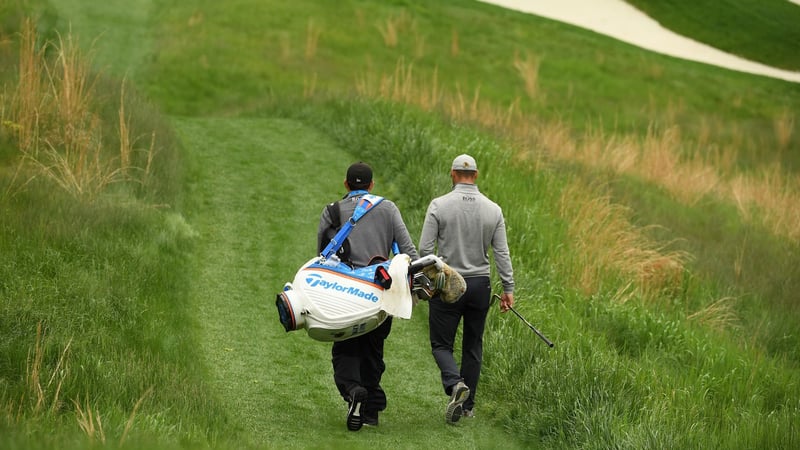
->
[451,154,478,171]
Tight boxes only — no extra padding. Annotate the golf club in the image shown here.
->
[493,294,554,348]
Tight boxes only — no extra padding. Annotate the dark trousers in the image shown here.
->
[332,316,392,417]
[429,276,491,411]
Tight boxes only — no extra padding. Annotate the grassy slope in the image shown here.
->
[137,0,800,168]
[140,0,800,443]
[292,100,800,449]
[46,0,153,77]
[2,0,799,448]
[625,0,800,71]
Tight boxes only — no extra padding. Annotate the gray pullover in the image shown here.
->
[318,193,419,268]
[419,183,514,293]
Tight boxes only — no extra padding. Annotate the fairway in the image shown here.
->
[174,117,529,448]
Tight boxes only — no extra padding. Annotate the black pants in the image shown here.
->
[332,316,392,418]
[429,276,491,411]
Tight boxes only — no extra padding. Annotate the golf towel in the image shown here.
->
[379,254,413,319]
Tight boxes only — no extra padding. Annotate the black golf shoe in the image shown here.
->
[363,414,379,427]
[347,386,368,431]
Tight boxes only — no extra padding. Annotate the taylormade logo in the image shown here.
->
[305,274,379,302]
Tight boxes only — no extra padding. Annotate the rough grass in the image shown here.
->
[2,0,799,448]
[298,99,800,448]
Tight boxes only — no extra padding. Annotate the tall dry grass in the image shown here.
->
[72,384,154,446]
[533,119,799,241]
[22,322,72,418]
[4,19,155,201]
[74,396,106,444]
[376,11,411,48]
[118,386,154,446]
[729,165,800,242]
[450,28,459,58]
[351,57,800,243]
[304,18,320,61]
[558,181,690,303]
[13,18,43,154]
[355,58,521,129]
[544,124,720,206]
[687,297,739,332]
[513,50,540,99]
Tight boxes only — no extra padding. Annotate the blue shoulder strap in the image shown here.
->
[320,194,384,259]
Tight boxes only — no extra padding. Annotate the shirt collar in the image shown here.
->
[452,183,479,192]
[345,189,370,199]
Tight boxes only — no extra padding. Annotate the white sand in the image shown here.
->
[478,0,800,83]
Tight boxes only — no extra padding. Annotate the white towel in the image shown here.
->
[379,254,413,319]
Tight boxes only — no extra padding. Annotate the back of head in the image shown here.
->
[451,154,478,184]
[346,162,373,190]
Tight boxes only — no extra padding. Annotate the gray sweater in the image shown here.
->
[318,193,419,268]
[419,183,514,293]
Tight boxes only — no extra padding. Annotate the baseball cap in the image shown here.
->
[346,162,373,187]
[451,154,478,171]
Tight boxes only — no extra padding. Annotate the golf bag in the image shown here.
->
[276,254,461,341]
[275,193,466,342]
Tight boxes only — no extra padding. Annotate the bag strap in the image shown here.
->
[320,194,384,260]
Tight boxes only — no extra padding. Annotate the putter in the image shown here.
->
[493,294,554,348]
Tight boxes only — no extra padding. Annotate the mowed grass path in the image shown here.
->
[174,117,527,449]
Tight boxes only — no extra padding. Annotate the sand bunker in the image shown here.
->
[479,0,800,83]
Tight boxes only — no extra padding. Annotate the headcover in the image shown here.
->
[422,262,466,303]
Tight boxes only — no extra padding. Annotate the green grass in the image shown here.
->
[132,0,800,171]
[0,186,225,448]
[626,0,800,71]
[296,100,800,448]
[603,170,800,366]
[2,0,799,449]
[172,115,533,449]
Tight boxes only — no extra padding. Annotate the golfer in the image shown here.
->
[418,154,515,424]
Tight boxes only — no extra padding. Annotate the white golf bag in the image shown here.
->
[275,254,461,342]
[276,193,465,341]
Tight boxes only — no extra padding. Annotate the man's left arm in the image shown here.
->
[492,214,514,294]
[390,205,419,260]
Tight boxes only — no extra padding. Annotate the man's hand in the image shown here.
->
[499,292,514,313]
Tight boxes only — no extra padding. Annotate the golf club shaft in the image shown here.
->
[509,306,554,348]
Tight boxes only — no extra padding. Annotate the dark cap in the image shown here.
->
[346,162,373,188]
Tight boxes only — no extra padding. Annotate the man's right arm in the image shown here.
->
[390,206,419,260]
[317,204,333,254]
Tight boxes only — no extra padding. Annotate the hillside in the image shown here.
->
[1,1,798,449]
